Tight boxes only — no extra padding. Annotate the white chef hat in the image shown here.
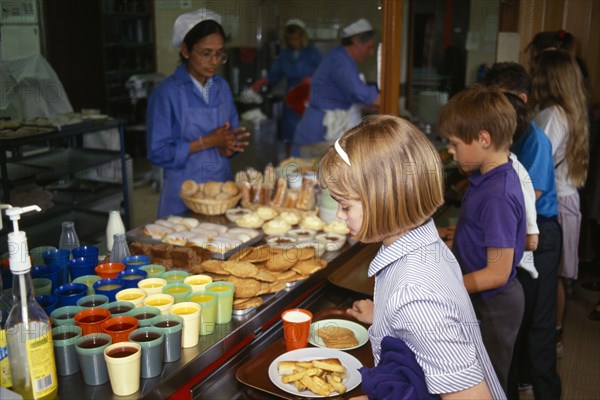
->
[286,18,306,30]
[340,18,373,39]
[172,8,222,47]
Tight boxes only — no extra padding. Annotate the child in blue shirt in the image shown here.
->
[437,86,526,393]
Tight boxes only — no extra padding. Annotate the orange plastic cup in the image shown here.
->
[74,307,112,336]
[101,316,139,343]
[95,262,126,279]
[281,308,313,352]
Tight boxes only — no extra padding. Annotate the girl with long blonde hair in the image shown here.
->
[530,48,589,354]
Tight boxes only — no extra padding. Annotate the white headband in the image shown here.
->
[334,139,351,166]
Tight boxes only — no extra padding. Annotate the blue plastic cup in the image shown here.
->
[31,264,60,292]
[36,294,59,315]
[122,255,151,269]
[117,268,148,289]
[54,283,89,307]
[93,278,124,302]
[68,257,97,281]
[72,246,100,265]
[43,249,71,286]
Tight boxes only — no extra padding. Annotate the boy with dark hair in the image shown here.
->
[483,62,561,400]
[437,85,526,393]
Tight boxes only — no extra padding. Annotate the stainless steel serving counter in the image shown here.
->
[57,235,372,400]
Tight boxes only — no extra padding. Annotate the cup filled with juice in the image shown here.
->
[143,294,175,315]
[187,291,217,335]
[162,282,192,303]
[205,282,234,324]
[138,278,168,295]
[168,302,201,348]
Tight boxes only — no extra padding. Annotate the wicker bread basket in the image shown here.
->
[180,192,242,215]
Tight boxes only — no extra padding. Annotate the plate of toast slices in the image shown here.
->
[309,319,369,351]
[269,347,362,397]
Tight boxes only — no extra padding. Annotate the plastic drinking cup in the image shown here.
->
[31,264,59,292]
[129,306,161,327]
[42,248,70,286]
[29,246,56,266]
[138,277,167,295]
[183,274,212,292]
[152,314,183,362]
[33,278,52,296]
[116,268,148,289]
[74,307,112,336]
[205,282,234,324]
[104,341,142,396]
[115,288,146,308]
[143,294,175,315]
[36,295,58,315]
[161,269,189,283]
[128,327,164,378]
[54,283,88,307]
[101,301,135,316]
[139,264,166,278]
[75,333,112,385]
[282,308,313,351]
[187,291,217,335]
[93,278,124,302]
[162,282,192,303]
[52,325,82,376]
[101,315,139,343]
[95,262,125,279]
[72,275,101,295]
[77,294,109,308]
[68,257,97,281]
[50,305,84,327]
[122,255,151,269]
[72,245,99,264]
[168,302,200,348]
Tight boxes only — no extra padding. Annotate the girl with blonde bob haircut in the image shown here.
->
[318,115,444,242]
[319,115,505,399]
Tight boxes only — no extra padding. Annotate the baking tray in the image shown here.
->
[236,309,374,399]
[126,226,264,260]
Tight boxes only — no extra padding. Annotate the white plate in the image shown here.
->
[268,348,363,398]
[309,319,369,350]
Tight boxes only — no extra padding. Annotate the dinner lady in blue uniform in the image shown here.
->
[294,18,379,158]
[251,19,322,154]
[147,9,249,218]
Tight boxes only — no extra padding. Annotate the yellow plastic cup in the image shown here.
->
[115,288,147,308]
[183,274,213,292]
[137,278,167,295]
[169,302,201,348]
[143,294,175,315]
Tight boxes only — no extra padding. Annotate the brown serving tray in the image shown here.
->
[327,243,378,296]
[237,309,374,399]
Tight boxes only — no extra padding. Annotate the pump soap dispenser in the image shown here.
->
[3,205,58,400]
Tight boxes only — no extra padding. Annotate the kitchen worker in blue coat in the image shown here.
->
[147,8,250,218]
[251,19,322,156]
[294,18,380,158]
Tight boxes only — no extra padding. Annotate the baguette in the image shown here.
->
[270,177,287,208]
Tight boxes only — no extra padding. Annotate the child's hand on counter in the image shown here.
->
[347,299,374,325]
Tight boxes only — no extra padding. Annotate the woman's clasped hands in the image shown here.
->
[193,121,251,157]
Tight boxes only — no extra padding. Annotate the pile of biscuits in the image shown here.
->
[189,244,327,310]
[180,179,240,200]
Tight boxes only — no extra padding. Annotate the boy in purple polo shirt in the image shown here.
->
[437,86,526,394]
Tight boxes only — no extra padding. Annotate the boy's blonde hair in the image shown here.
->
[318,115,444,242]
[531,49,589,187]
[437,85,516,150]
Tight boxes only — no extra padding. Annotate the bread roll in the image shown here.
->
[203,181,222,198]
[222,181,240,196]
[181,179,198,196]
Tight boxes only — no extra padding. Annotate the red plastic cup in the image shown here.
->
[74,307,112,336]
[101,316,139,343]
[95,262,125,279]
[281,308,313,352]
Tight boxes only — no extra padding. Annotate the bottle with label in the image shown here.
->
[59,221,80,253]
[106,210,125,252]
[4,205,58,400]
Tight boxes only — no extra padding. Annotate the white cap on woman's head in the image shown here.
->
[341,18,373,38]
[286,18,306,30]
[172,8,222,47]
